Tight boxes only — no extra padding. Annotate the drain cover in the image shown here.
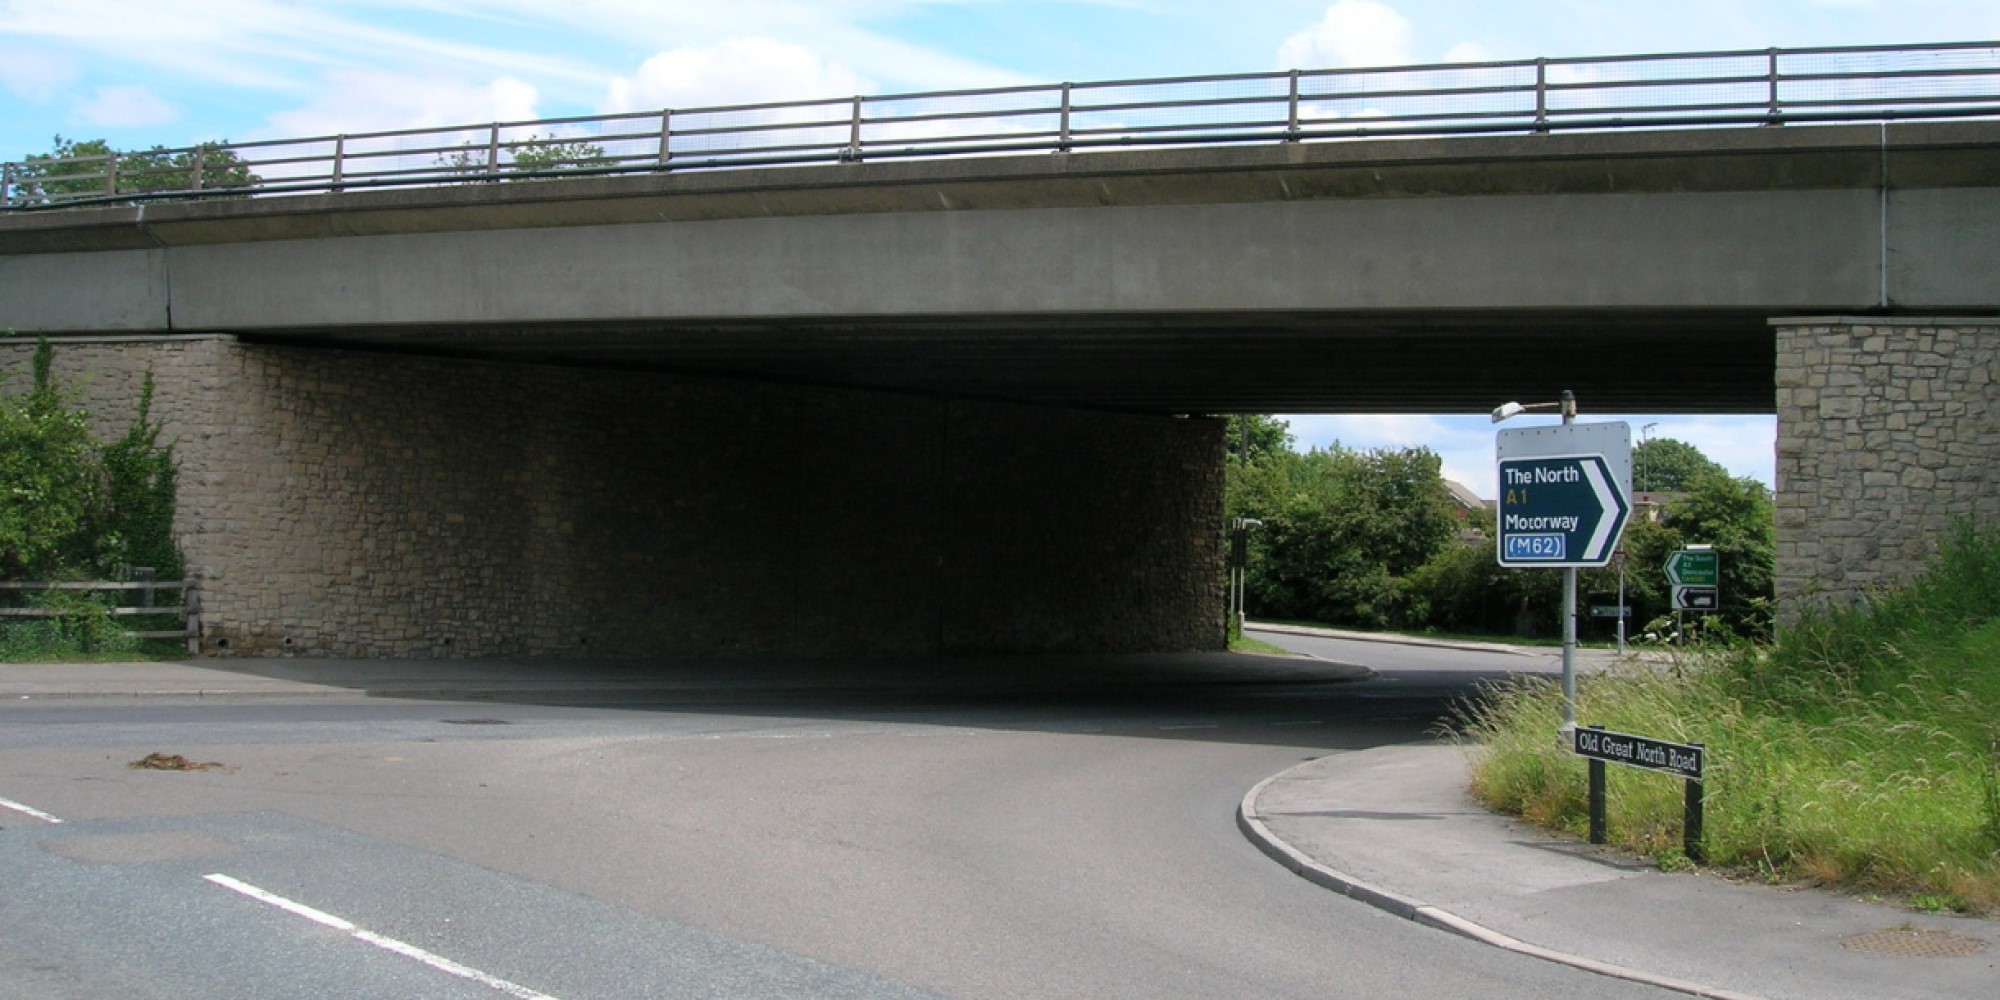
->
[1841,927,1989,958]
[441,718,511,726]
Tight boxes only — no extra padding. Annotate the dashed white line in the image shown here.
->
[0,796,63,824]
[203,874,560,1000]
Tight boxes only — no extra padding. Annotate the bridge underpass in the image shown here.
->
[2,120,1996,657]
[255,308,1779,415]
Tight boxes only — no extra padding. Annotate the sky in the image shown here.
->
[6,0,1996,496]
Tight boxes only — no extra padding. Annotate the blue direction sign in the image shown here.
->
[1496,454,1631,567]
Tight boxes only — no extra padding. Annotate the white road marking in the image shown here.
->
[204,874,560,1000]
[1157,723,1219,731]
[0,796,63,823]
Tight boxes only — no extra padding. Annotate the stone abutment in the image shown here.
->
[1,337,1225,659]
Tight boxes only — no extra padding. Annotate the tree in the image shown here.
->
[10,135,259,206]
[1656,470,1777,637]
[507,134,609,173]
[1224,414,1292,466]
[0,339,101,578]
[434,133,609,178]
[0,337,181,581]
[95,372,181,580]
[1229,444,1460,628]
[1634,436,1728,492]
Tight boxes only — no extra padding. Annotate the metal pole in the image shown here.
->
[1684,748,1706,862]
[1766,48,1781,124]
[1534,58,1549,133]
[1616,555,1627,655]
[1560,390,1578,731]
[847,96,864,161]
[1286,70,1301,140]
[1588,753,1607,844]
[1059,83,1073,152]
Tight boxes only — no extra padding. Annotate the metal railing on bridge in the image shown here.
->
[4,40,1997,211]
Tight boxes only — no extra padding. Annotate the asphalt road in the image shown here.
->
[0,641,1681,1000]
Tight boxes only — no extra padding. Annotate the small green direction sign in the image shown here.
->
[1665,549,1719,587]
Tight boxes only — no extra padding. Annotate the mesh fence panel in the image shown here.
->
[6,43,1998,206]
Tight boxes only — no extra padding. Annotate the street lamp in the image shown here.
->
[1639,422,1659,493]
[1491,391,1576,425]
[1492,389,1584,732]
[1229,518,1263,634]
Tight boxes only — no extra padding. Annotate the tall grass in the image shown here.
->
[0,591,140,661]
[1458,522,2000,912]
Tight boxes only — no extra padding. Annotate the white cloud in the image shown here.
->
[72,84,178,128]
[1628,416,1778,487]
[0,45,75,101]
[264,71,539,137]
[604,37,872,113]
[1279,411,1776,502]
[0,0,603,97]
[1277,0,1414,70]
[1443,41,1495,63]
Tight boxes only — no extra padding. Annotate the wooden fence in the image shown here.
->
[0,579,199,651]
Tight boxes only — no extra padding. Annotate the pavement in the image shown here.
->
[1241,745,1998,1000]
[6,651,1993,999]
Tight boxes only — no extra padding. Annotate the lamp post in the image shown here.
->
[1492,390,1584,731]
[1229,518,1262,634]
[1639,422,1658,492]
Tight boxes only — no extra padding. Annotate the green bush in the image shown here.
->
[0,591,139,660]
[0,335,180,659]
[1458,521,2000,912]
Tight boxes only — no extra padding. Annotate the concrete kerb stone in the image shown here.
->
[1246,622,1542,657]
[1235,760,1773,1000]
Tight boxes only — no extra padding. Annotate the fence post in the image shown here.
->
[1766,48,1782,124]
[184,584,201,656]
[332,135,346,191]
[485,124,502,177]
[104,151,119,196]
[657,110,674,167]
[190,147,206,191]
[846,96,864,161]
[2,161,13,209]
[1286,70,1302,141]
[1534,57,1550,133]
[1059,83,1073,152]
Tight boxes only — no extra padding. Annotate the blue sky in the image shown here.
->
[6,0,1996,494]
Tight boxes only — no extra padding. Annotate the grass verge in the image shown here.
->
[1456,521,2000,914]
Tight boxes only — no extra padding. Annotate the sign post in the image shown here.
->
[1495,402,1631,730]
[1666,547,1720,613]
[1573,725,1707,862]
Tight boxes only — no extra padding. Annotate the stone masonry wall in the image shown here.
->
[1774,318,2000,609]
[1,337,1225,658]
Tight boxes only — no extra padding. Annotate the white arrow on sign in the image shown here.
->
[1579,457,1628,563]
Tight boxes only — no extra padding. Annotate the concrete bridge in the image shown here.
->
[3,119,1997,657]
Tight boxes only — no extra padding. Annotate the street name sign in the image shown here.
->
[1495,422,1632,569]
[1573,726,1705,780]
[1666,549,1721,611]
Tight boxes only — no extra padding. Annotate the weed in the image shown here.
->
[1460,521,2000,913]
